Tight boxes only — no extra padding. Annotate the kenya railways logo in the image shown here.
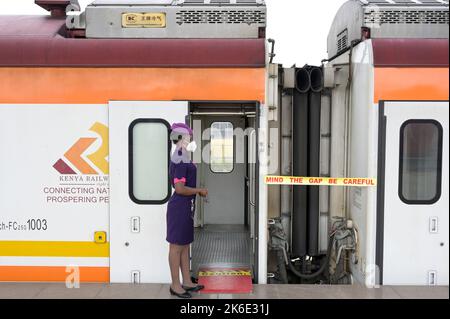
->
[53,122,109,175]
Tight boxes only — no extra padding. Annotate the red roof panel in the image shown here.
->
[373,38,449,67]
[0,16,266,68]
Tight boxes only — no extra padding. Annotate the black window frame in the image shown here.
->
[398,119,443,205]
[128,118,172,205]
[209,121,235,174]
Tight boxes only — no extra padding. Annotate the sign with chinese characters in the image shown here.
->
[122,13,167,28]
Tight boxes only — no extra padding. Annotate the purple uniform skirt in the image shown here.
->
[166,196,195,246]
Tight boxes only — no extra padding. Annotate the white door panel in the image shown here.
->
[109,101,188,283]
[383,101,449,286]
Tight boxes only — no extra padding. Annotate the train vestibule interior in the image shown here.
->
[189,103,259,281]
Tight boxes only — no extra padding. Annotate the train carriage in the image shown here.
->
[0,0,448,288]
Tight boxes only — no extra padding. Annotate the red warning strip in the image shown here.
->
[198,268,253,294]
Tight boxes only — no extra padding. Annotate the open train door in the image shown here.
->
[109,101,188,283]
[378,100,449,286]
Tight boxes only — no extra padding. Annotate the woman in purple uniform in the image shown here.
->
[167,123,208,299]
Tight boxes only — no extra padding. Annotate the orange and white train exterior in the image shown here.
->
[325,0,449,286]
[0,0,448,287]
[0,1,269,284]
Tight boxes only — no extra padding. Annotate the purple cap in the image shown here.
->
[170,123,193,137]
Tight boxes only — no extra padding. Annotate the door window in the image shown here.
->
[399,120,443,205]
[210,122,234,173]
[129,119,171,204]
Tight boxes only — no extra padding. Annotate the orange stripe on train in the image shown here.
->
[0,266,109,283]
[374,68,449,103]
[0,68,266,104]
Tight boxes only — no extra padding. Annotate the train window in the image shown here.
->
[129,119,171,205]
[399,120,443,205]
[210,122,234,173]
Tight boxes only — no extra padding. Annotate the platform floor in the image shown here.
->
[0,283,448,299]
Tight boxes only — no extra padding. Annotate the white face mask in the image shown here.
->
[181,135,197,153]
[186,141,197,153]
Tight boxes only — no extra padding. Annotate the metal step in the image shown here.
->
[191,225,252,278]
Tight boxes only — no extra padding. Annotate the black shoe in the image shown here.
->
[170,287,192,299]
[182,285,205,293]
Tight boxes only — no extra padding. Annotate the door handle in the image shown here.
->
[199,182,208,203]
[131,217,140,233]
[250,194,256,207]
[131,271,141,284]
[428,271,437,286]
[430,217,439,234]
[249,182,255,207]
